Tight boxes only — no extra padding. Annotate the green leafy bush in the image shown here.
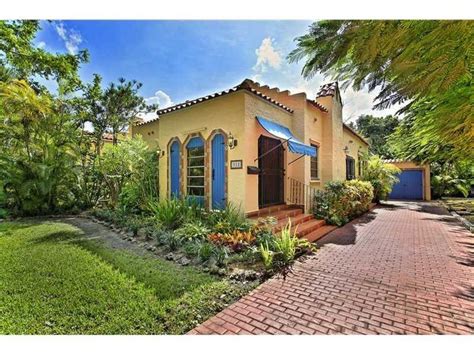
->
[207,203,249,233]
[345,180,374,216]
[0,183,9,218]
[197,242,216,263]
[313,180,374,226]
[361,155,400,202]
[212,246,230,267]
[253,217,277,246]
[431,161,473,198]
[156,230,182,251]
[147,199,187,230]
[259,242,274,270]
[175,221,210,242]
[273,222,297,265]
[257,221,317,272]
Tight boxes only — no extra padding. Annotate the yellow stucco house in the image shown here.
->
[131,79,369,217]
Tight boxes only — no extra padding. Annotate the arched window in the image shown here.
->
[186,137,205,199]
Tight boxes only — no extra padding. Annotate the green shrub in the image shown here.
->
[212,246,230,267]
[183,241,200,258]
[184,197,206,221]
[313,180,374,226]
[147,199,188,230]
[273,222,297,265]
[361,155,400,202]
[344,180,374,217]
[98,138,158,209]
[227,248,258,264]
[259,242,274,270]
[258,221,317,272]
[253,217,277,247]
[197,242,216,263]
[175,221,210,242]
[208,203,249,233]
[0,183,8,218]
[156,230,182,251]
[92,208,115,222]
[431,161,473,198]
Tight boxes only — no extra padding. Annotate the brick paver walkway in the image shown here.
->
[190,202,473,335]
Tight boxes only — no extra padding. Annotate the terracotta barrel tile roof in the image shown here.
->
[137,79,295,126]
[307,99,328,112]
[383,159,417,163]
[316,82,338,98]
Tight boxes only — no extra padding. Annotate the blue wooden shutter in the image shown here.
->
[170,141,180,198]
[212,134,226,209]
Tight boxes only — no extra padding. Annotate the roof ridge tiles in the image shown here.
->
[137,78,337,126]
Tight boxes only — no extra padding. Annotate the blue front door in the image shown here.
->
[170,141,180,198]
[212,134,226,209]
[389,170,423,200]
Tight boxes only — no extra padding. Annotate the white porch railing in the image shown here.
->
[286,177,318,214]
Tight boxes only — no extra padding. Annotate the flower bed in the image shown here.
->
[89,199,317,278]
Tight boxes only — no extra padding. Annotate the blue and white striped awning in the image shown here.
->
[256,116,316,157]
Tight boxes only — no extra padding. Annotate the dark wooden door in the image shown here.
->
[258,136,284,208]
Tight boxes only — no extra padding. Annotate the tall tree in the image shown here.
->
[0,20,88,90]
[0,21,89,214]
[352,115,399,158]
[103,78,154,144]
[289,20,474,162]
[82,75,157,150]
[0,80,81,214]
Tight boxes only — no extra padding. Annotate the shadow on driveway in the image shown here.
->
[317,210,377,247]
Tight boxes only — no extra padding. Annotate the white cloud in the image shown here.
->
[249,33,405,121]
[145,90,173,108]
[54,21,82,55]
[37,41,46,49]
[253,37,282,74]
[138,90,174,121]
[341,87,403,123]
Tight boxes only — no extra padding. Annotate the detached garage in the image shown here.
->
[384,160,431,201]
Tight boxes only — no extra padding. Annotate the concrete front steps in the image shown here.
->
[247,204,336,243]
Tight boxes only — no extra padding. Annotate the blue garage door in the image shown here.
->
[389,170,423,200]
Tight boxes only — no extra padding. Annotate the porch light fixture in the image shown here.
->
[343,146,350,155]
[156,143,165,158]
[228,132,237,149]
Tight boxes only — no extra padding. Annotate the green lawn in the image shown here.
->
[0,221,255,334]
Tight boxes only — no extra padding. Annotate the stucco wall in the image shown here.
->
[342,127,370,179]
[132,84,371,214]
[133,91,247,210]
[305,104,328,190]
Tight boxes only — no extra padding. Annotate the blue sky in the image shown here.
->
[35,20,399,122]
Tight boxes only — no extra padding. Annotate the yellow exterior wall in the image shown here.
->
[132,84,371,214]
[342,127,370,179]
[305,104,328,190]
[388,161,431,201]
[316,95,347,183]
[133,91,247,210]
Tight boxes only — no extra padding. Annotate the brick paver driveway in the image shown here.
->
[190,201,473,335]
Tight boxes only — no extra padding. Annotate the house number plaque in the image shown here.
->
[230,160,243,169]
